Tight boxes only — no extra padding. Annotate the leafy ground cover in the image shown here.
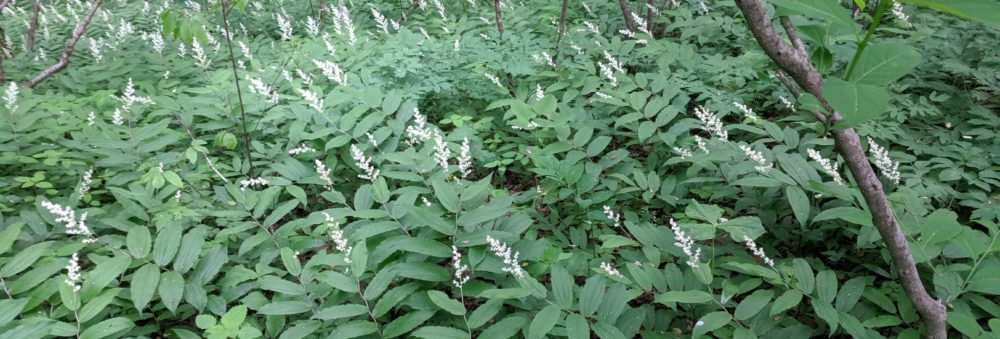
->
[0,0,999,338]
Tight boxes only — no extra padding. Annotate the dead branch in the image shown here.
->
[494,0,504,39]
[26,0,102,88]
[619,0,636,33]
[26,0,40,52]
[734,1,947,338]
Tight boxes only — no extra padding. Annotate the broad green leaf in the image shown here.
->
[280,247,302,276]
[152,222,182,266]
[654,290,713,304]
[813,300,840,335]
[691,312,732,338]
[468,299,504,328]
[314,304,368,320]
[734,289,774,320]
[457,199,511,226]
[565,313,590,339]
[411,326,469,339]
[966,264,1000,295]
[427,290,466,315]
[901,0,1000,28]
[0,241,50,277]
[551,264,574,308]
[824,78,890,128]
[947,311,983,337]
[383,310,436,338]
[329,320,377,339]
[719,216,766,241]
[835,277,867,312]
[768,0,858,33]
[317,270,358,292]
[126,226,152,258]
[258,301,313,315]
[816,270,838,303]
[173,228,205,274]
[786,186,810,227]
[131,264,160,312]
[480,315,527,339]
[0,223,23,255]
[770,290,804,316]
[159,271,184,313]
[221,305,248,328]
[408,207,456,235]
[579,276,606,317]
[79,317,134,339]
[528,305,561,339]
[0,298,28,327]
[432,179,461,213]
[849,43,921,85]
[918,209,963,244]
[259,275,306,295]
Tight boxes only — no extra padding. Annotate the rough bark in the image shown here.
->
[619,0,636,33]
[27,0,102,88]
[26,0,40,52]
[733,1,947,338]
[493,0,504,39]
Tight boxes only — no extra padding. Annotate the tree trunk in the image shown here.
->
[619,0,636,33]
[732,0,947,338]
[493,0,504,39]
[27,0,103,88]
[26,0,41,52]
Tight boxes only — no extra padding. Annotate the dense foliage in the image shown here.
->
[0,0,998,338]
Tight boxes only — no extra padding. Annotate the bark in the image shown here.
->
[493,0,504,39]
[318,0,326,27]
[0,27,6,86]
[619,0,636,33]
[733,1,947,338]
[552,0,568,65]
[27,0,102,88]
[26,0,40,52]
[645,0,656,34]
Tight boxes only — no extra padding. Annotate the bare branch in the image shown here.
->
[734,1,947,337]
[494,0,504,39]
[773,70,802,100]
[27,0,102,88]
[619,0,636,33]
[26,0,40,52]
[779,16,807,56]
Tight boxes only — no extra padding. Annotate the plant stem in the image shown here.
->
[844,0,893,81]
[220,0,256,177]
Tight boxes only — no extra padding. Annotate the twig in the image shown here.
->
[220,0,256,177]
[172,112,230,184]
[734,1,947,337]
[619,0,636,33]
[773,70,801,99]
[26,0,102,88]
[493,0,504,40]
[26,0,40,52]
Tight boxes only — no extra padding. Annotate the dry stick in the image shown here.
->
[493,0,504,40]
[733,1,947,337]
[26,0,40,52]
[220,0,256,177]
[552,0,568,65]
[619,0,636,33]
[26,0,101,88]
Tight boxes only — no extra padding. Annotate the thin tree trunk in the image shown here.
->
[26,0,41,52]
[0,27,6,86]
[645,0,655,34]
[493,0,504,39]
[318,0,326,27]
[552,0,568,65]
[619,0,636,33]
[733,1,947,337]
[27,0,102,88]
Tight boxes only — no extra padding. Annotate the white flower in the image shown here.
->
[113,78,154,114]
[433,0,447,20]
[305,16,320,36]
[296,88,324,113]
[371,7,389,33]
[276,9,293,41]
[86,111,96,125]
[453,39,460,51]
[78,168,94,196]
[315,159,334,187]
[88,37,103,63]
[421,196,432,207]
[288,144,316,155]
[42,200,96,243]
[778,96,795,110]
[451,246,470,287]
[237,40,252,60]
[191,39,210,68]
[673,147,693,159]
[598,62,617,87]
[239,177,268,191]
[325,213,352,264]
[695,136,708,154]
[807,148,844,185]
[694,105,728,141]
[583,21,599,35]
[177,41,187,57]
[350,145,379,181]
[485,235,523,278]
[433,132,451,171]
[740,144,772,173]
[669,218,700,267]
[603,51,625,74]
[246,76,278,103]
[313,60,346,86]
[534,84,544,100]
[4,82,18,112]
[296,69,314,86]
[593,92,612,100]
[733,102,759,122]
[111,108,124,125]
[892,2,909,24]
[458,137,473,178]
[65,253,82,292]
[582,2,593,15]
[600,262,622,278]
[484,73,504,88]
[406,108,433,145]
[867,137,901,185]
[743,235,774,267]
[603,205,621,228]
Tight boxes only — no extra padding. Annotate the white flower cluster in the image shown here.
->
[733,101,759,122]
[406,108,433,145]
[433,132,451,170]
[695,136,709,154]
[867,137,901,185]
[694,105,728,141]
[371,7,389,33]
[325,213,352,264]
[313,60,346,86]
[350,144,380,182]
[276,9,293,41]
[458,137,473,179]
[141,30,165,54]
[239,177,269,191]
[315,159,334,187]
[807,148,844,185]
[740,144,771,173]
[531,52,556,68]
[42,200,96,243]
[484,72,504,88]
[305,16,320,36]
[65,252,83,292]
[669,218,700,267]
[600,262,622,278]
[296,88,324,112]
[113,78,154,117]
[191,39,210,68]
[421,196,432,207]
[328,3,357,46]
[673,147,693,159]
[246,75,279,103]
[4,82,17,112]
[603,205,621,228]
[892,2,909,24]
[598,51,625,87]
[451,246,470,287]
[778,96,795,110]
[288,144,316,155]
[743,235,774,267]
[534,83,545,101]
[486,235,523,278]
[78,168,94,196]
[433,0,447,20]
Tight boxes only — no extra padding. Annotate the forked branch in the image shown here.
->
[733,0,947,338]
[27,0,102,88]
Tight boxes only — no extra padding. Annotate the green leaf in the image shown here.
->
[654,290,713,304]
[80,317,134,339]
[816,270,838,303]
[383,310,436,338]
[786,186,810,227]
[432,179,461,213]
[427,290,466,315]
[0,298,28,327]
[173,228,205,274]
[770,290,804,316]
[131,264,160,312]
[768,0,858,33]
[280,247,302,277]
[719,216,766,241]
[901,0,1000,28]
[966,265,1000,295]
[159,271,184,313]
[264,200,299,229]
[79,289,121,323]
[411,326,469,339]
[578,276,606,317]
[127,226,152,259]
[221,305,248,328]
[0,241,50,277]
[480,315,527,339]
[823,78,889,128]
[457,200,511,226]
[792,259,815,294]
[947,311,983,337]
[351,241,368,274]
[478,288,531,299]
[734,289,774,320]
[408,207,457,235]
[551,264,574,308]
[152,222,182,266]
[330,320,378,339]
[849,43,921,85]
[314,304,368,320]
[813,300,840,335]
[0,223,23,255]
[823,78,890,128]
[919,209,963,244]
[468,299,504,328]
[565,313,590,339]
[528,305,561,339]
[691,312,732,339]
[834,277,866,312]
[258,301,314,315]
